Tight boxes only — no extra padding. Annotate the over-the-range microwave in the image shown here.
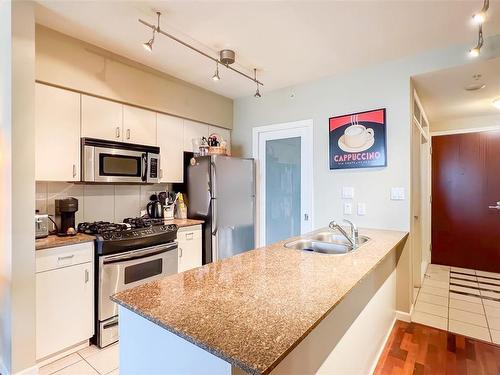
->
[82,138,160,183]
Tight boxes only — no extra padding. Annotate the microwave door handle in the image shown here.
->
[142,153,148,182]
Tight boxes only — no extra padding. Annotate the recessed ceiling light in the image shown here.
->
[493,98,500,110]
[465,83,486,91]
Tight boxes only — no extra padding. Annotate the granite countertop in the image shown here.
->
[35,219,203,251]
[164,218,204,228]
[112,228,408,374]
[36,233,95,251]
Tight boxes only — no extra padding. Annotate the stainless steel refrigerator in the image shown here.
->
[187,155,255,264]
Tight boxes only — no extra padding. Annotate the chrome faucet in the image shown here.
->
[329,219,359,247]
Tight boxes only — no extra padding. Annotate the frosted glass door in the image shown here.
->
[256,121,313,247]
[265,137,301,244]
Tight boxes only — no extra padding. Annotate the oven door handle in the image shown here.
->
[103,243,177,264]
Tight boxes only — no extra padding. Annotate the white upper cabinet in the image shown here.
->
[123,105,157,146]
[81,95,123,142]
[35,83,81,181]
[208,125,231,154]
[183,119,209,152]
[157,114,184,183]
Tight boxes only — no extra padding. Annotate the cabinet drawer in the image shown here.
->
[36,242,94,273]
[177,225,202,241]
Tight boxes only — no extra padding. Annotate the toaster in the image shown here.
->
[35,214,49,239]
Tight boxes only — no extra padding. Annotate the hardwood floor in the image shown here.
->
[374,320,500,375]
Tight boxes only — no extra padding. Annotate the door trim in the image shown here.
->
[252,119,314,247]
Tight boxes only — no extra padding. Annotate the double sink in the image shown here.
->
[284,229,370,255]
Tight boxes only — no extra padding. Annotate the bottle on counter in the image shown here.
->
[175,193,188,219]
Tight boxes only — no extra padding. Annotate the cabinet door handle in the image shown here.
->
[179,247,183,258]
[72,164,77,178]
[116,127,121,138]
[85,269,89,283]
[58,255,74,261]
[126,128,131,140]
[186,233,194,240]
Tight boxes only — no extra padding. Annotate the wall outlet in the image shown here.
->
[390,187,405,200]
[342,186,354,199]
[343,202,353,215]
[357,203,366,216]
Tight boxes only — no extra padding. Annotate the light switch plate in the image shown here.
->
[343,202,353,215]
[390,187,405,200]
[357,203,366,216]
[342,187,354,199]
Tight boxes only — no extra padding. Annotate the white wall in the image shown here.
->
[232,35,500,232]
[0,1,37,374]
[431,113,500,134]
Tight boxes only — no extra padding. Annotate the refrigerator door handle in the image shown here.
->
[210,160,217,199]
[211,199,218,235]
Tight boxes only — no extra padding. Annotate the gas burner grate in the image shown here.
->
[77,221,129,235]
[123,217,165,229]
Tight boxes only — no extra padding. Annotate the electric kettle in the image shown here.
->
[146,195,164,219]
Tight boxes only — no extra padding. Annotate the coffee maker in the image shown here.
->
[55,197,78,236]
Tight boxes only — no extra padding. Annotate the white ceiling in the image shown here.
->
[35,1,500,99]
[413,56,500,123]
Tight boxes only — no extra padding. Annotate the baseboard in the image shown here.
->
[36,340,89,368]
[368,315,396,375]
[14,365,38,375]
[395,307,413,323]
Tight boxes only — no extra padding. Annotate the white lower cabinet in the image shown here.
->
[36,243,94,360]
[177,225,202,273]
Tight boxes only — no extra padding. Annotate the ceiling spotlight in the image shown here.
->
[212,62,220,81]
[253,68,261,98]
[493,98,500,110]
[472,0,489,24]
[469,24,483,58]
[143,33,155,52]
[143,12,161,52]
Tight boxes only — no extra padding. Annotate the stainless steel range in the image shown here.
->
[78,219,178,348]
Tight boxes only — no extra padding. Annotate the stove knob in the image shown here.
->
[103,233,110,240]
[114,232,122,239]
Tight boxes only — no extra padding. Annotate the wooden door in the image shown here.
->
[123,105,157,146]
[35,84,81,181]
[81,95,123,142]
[432,131,500,272]
[157,113,183,183]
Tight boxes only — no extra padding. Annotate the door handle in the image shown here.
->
[488,201,500,210]
[58,255,74,261]
[72,164,77,178]
[304,213,309,221]
[126,128,131,140]
[116,127,121,138]
[179,247,183,258]
[85,269,89,283]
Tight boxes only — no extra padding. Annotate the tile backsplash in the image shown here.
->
[36,182,172,224]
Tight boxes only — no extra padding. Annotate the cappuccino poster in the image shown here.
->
[329,108,387,170]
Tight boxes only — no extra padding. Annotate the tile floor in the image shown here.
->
[39,343,119,375]
[412,263,500,344]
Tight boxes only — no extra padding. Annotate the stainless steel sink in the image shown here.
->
[308,232,370,246]
[283,229,370,255]
[284,239,352,255]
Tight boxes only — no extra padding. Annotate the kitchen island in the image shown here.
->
[112,227,408,374]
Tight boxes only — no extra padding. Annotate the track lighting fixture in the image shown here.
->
[472,0,489,24]
[254,69,261,98]
[212,62,220,81]
[139,12,263,97]
[143,30,155,52]
[469,24,483,58]
[143,11,161,52]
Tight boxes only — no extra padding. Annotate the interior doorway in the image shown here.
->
[411,89,432,296]
[252,120,313,246]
